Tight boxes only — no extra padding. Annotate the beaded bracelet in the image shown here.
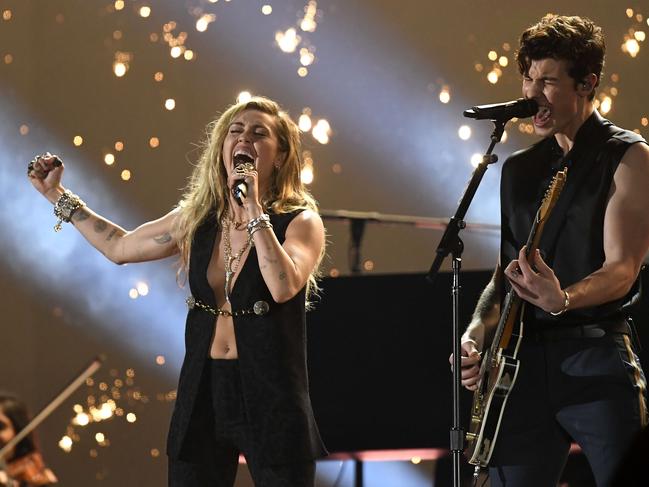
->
[53,190,86,232]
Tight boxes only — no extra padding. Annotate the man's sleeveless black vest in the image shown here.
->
[166,210,327,465]
[500,110,647,326]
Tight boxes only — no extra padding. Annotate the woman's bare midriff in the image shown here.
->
[206,227,252,360]
[210,314,238,359]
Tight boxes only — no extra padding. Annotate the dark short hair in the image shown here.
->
[516,14,605,100]
[0,393,36,460]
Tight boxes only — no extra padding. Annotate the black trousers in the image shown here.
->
[168,359,316,487]
[489,332,647,487]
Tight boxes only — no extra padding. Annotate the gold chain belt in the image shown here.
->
[186,296,269,317]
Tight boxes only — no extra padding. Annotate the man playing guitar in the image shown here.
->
[454,14,649,486]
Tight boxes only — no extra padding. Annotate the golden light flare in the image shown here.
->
[275,28,300,53]
[311,119,331,144]
[498,56,509,67]
[411,456,422,465]
[626,8,634,18]
[151,449,161,457]
[641,117,648,127]
[363,260,375,271]
[3,54,12,64]
[487,70,499,84]
[115,141,124,151]
[297,66,308,77]
[170,46,183,58]
[126,413,137,423]
[458,125,472,140]
[136,282,150,295]
[59,436,73,452]
[196,14,216,32]
[114,0,124,11]
[113,62,127,77]
[183,49,195,60]
[156,355,166,365]
[19,124,29,136]
[149,137,160,148]
[329,268,340,278]
[104,153,115,165]
[300,1,318,32]
[73,135,84,146]
[623,38,640,57]
[113,51,132,77]
[237,91,252,103]
[488,50,498,61]
[635,31,646,42]
[299,47,315,66]
[154,71,164,82]
[332,163,342,174]
[139,6,151,18]
[600,95,613,114]
[262,5,272,15]
[121,169,131,181]
[300,165,314,184]
[129,288,139,299]
[471,153,483,167]
[438,85,451,103]
[164,98,176,110]
[113,30,123,40]
[2,10,12,21]
[298,112,312,132]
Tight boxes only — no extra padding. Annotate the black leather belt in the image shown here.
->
[531,320,630,341]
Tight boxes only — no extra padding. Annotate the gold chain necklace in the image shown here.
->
[222,217,253,303]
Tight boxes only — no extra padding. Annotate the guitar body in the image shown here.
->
[466,315,524,467]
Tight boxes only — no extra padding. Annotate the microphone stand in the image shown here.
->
[427,119,507,487]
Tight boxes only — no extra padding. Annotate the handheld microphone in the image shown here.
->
[463,98,539,121]
[231,155,254,206]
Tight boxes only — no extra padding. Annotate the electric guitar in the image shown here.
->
[465,167,568,468]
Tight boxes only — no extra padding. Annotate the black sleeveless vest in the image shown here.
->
[500,110,647,326]
[166,210,327,465]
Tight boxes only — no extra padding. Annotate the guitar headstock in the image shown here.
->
[538,167,568,222]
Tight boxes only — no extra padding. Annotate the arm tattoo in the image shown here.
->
[279,271,286,281]
[72,208,90,222]
[471,268,502,323]
[154,233,172,244]
[94,220,108,233]
[106,228,118,241]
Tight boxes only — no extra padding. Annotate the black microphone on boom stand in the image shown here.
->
[428,96,538,487]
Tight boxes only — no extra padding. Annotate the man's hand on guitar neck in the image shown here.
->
[504,246,567,314]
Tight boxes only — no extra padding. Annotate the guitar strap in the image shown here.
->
[536,115,620,259]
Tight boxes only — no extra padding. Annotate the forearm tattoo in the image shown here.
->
[72,208,90,222]
[472,269,502,323]
[106,228,120,241]
[154,233,172,244]
[279,271,286,281]
[94,220,108,233]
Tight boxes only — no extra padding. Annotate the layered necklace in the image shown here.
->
[222,216,253,303]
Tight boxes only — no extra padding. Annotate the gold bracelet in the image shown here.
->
[549,290,570,316]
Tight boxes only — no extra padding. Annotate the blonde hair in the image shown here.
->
[175,96,322,298]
